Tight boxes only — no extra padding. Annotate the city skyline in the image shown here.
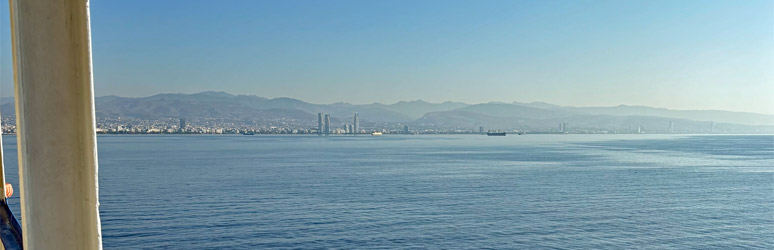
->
[1,0,771,114]
[1,90,769,135]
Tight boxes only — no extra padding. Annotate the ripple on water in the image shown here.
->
[1,134,772,249]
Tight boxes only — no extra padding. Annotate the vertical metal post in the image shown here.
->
[8,0,103,249]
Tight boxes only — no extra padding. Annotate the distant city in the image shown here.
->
[0,114,728,135]
[1,91,772,135]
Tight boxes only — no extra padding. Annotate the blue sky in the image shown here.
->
[1,0,772,113]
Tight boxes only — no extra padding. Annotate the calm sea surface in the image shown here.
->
[2,134,773,249]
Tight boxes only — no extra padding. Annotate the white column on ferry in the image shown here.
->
[8,0,103,249]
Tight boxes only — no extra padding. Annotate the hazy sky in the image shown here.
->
[1,0,772,113]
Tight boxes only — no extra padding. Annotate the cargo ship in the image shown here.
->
[487,132,506,136]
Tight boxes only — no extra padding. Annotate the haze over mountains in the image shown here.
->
[1,91,772,133]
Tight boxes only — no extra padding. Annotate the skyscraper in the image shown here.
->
[669,121,675,134]
[324,114,331,135]
[403,125,410,134]
[318,113,323,135]
[353,112,359,135]
[179,118,186,132]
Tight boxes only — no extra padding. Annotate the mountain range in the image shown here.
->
[1,91,772,133]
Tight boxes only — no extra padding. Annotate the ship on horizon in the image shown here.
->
[487,131,506,136]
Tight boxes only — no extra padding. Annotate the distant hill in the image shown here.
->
[506,101,774,126]
[0,91,464,124]
[1,91,772,133]
[366,100,470,120]
[91,91,420,123]
[458,103,579,120]
[570,105,774,126]
[95,92,312,121]
[415,102,774,133]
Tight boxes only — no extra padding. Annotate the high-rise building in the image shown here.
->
[353,112,359,135]
[179,118,186,132]
[479,126,484,134]
[317,113,324,135]
[403,125,410,134]
[324,114,331,135]
[559,122,568,133]
[669,121,675,134]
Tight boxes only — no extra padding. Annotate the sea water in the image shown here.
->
[2,134,772,249]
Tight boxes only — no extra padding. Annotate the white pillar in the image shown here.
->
[8,0,103,249]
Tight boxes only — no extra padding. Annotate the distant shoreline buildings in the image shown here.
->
[2,91,770,135]
[1,91,771,135]
[0,113,768,135]
[315,112,366,135]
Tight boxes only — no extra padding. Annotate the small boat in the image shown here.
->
[242,131,255,135]
[487,132,506,136]
[371,132,382,136]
